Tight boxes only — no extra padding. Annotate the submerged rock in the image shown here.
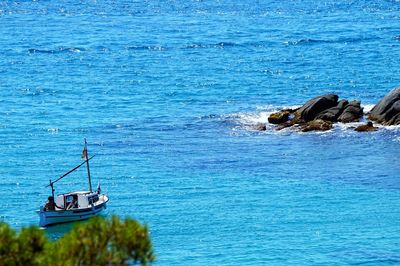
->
[337,101,363,123]
[369,88,400,125]
[268,110,290,124]
[315,99,348,122]
[354,122,378,132]
[253,123,266,131]
[295,94,338,122]
[300,119,333,132]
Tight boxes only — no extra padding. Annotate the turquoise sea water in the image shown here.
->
[1,1,400,264]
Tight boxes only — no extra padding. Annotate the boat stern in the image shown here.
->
[37,206,49,227]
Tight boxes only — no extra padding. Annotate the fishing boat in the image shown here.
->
[37,139,109,227]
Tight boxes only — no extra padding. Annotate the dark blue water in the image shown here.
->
[1,1,400,264]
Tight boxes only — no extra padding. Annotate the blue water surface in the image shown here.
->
[1,1,400,265]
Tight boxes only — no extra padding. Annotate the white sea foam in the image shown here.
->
[362,104,375,113]
[47,128,59,134]
[233,111,271,125]
[234,105,300,125]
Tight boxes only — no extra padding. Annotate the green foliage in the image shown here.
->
[0,223,48,266]
[0,216,154,266]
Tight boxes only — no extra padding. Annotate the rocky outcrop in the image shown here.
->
[354,122,378,132]
[300,119,333,132]
[315,99,348,122]
[337,101,363,123]
[268,110,290,124]
[262,88,400,133]
[266,94,360,132]
[294,94,338,122]
[369,88,400,125]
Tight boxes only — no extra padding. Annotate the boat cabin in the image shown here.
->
[55,191,100,210]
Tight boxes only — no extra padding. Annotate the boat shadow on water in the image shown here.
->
[43,213,109,240]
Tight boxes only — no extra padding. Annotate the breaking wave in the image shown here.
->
[183,42,239,49]
[126,45,167,51]
[284,36,381,46]
[28,47,85,54]
[127,42,240,51]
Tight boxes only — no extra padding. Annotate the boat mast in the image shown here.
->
[84,139,93,192]
[46,154,95,192]
[50,180,55,198]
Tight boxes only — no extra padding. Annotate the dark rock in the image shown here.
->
[295,94,339,122]
[276,120,295,131]
[383,100,400,123]
[387,112,400,125]
[315,99,349,122]
[300,119,333,132]
[369,87,400,125]
[337,100,363,123]
[253,123,266,131]
[354,122,378,132]
[291,116,305,125]
[268,110,290,124]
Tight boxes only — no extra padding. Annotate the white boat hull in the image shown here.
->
[37,197,108,227]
